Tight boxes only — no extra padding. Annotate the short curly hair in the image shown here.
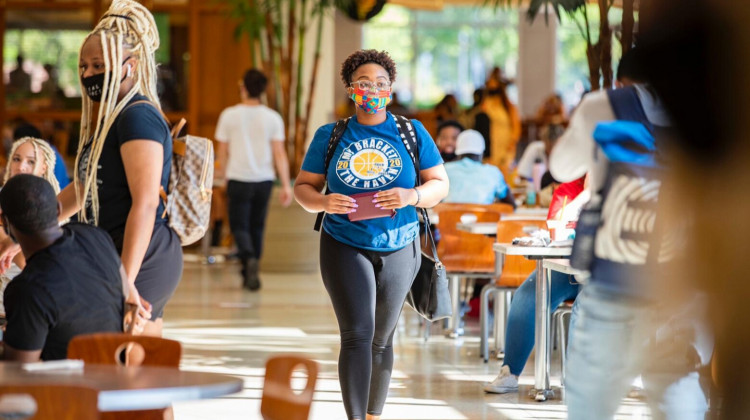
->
[340,49,397,87]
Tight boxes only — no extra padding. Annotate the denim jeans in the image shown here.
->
[565,282,710,420]
[503,270,581,376]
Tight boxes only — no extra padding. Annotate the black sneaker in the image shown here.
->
[243,258,261,291]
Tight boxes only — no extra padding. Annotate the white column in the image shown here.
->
[516,8,557,119]
[332,10,364,119]
[302,7,336,144]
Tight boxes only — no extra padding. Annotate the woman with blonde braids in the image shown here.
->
[56,0,182,336]
[3,137,61,193]
[0,137,61,315]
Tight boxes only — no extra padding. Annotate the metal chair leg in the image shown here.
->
[556,308,572,386]
[492,290,506,358]
[445,275,464,338]
[492,289,514,358]
[479,283,499,362]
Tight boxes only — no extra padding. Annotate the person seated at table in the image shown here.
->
[443,129,515,207]
[435,120,463,163]
[484,176,587,394]
[1,175,128,362]
[515,123,564,184]
[0,136,62,318]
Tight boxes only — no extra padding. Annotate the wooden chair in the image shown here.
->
[0,384,99,420]
[68,333,181,367]
[68,333,182,420]
[260,355,318,420]
[479,219,547,362]
[431,203,514,338]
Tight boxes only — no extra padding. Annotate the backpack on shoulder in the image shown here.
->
[569,87,672,295]
[161,118,214,246]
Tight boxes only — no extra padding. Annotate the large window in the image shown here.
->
[556,7,626,111]
[3,11,188,112]
[363,5,519,109]
[4,28,88,108]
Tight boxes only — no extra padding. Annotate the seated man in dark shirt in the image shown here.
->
[1,174,125,361]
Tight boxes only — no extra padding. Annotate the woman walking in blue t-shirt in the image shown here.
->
[295,50,449,420]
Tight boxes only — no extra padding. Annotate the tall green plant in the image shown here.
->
[222,0,340,173]
[491,0,627,91]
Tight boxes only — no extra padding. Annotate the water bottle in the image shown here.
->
[525,183,536,206]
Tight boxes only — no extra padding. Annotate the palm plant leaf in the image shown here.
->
[486,0,585,24]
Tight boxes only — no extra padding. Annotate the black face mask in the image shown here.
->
[80,59,129,102]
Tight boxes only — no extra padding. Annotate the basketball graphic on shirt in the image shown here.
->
[352,150,387,179]
[336,137,403,189]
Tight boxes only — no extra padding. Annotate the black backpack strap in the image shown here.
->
[392,114,441,263]
[392,114,420,184]
[313,117,350,231]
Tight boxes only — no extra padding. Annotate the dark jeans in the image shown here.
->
[227,180,273,261]
[319,232,421,419]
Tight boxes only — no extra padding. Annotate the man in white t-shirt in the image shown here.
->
[215,69,292,291]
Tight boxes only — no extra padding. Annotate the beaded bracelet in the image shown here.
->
[413,187,421,206]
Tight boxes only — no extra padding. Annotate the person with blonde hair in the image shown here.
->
[3,137,60,193]
[0,137,61,316]
[2,0,182,336]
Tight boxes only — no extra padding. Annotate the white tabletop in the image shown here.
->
[493,243,572,257]
[501,214,547,221]
[0,363,243,411]
[514,207,549,216]
[456,222,496,235]
[543,258,585,275]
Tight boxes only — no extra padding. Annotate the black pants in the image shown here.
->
[320,232,421,419]
[227,180,273,261]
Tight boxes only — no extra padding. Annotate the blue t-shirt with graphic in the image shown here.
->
[302,113,443,251]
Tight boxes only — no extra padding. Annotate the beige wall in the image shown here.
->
[331,10,364,121]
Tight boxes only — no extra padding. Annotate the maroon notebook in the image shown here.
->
[347,191,396,222]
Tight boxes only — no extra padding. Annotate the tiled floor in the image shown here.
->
[168,254,651,420]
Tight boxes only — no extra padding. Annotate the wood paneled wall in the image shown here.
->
[0,0,256,146]
[191,4,253,139]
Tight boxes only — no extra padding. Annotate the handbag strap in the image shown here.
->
[391,114,441,264]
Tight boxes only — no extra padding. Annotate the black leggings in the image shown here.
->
[320,232,421,419]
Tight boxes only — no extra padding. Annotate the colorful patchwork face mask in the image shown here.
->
[350,88,392,114]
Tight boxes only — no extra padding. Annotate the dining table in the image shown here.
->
[493,243,572,402]
[456,215,547,236]
[0,362,244,412]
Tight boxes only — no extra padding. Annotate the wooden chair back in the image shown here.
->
[68,333,182,420]
[432,203,513,274]
[68,333,181,368]
[495,219,548,287]
[0,384,99,420]
[260,355,318,420]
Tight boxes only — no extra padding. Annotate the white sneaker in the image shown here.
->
[483,365,519,394]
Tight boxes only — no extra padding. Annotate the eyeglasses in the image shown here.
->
[350,80,391,92]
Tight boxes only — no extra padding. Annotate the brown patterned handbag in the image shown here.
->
[159,118,214,246]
